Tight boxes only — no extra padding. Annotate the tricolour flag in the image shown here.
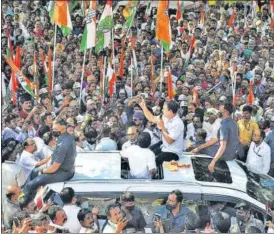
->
[80,1,97,52]
[156,0,172,52]
[123,1,137,28]
[51,1,73,36]
[95,1,114,53]
[4,55,36,98]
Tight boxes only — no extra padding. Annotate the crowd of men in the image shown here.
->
[1,0,274,233]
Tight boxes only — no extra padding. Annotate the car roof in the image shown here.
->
[64,152,247,194]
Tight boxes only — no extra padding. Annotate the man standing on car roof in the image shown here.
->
[192,103,242,173]
[139,98,185,166]
[230,201,264,233]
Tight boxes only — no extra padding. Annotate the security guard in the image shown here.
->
[230,201,264,233]
[24,119,76,198]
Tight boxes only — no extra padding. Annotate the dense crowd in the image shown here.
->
[1,0,274,233]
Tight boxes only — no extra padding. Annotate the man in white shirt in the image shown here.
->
[17,138,51,181]
[103,204,128,233]
[246,129,271,175]
[59,187,82,233]
[121,132,156,179]
[122,126,139,150]
[2,149,26,197]
[77,208,99,233]
[139,99,185,166]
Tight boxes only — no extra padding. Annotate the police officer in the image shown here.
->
[24,119,76,198]
[230,201,264,233]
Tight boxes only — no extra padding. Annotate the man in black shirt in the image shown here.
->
[24,119,76,198]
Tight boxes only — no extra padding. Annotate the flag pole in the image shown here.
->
[52,24,57,91]
[102,56,107,105]
[131,58,133,98]
[160,44,164,94]
[79,49,87,105]
[112,28,116,97]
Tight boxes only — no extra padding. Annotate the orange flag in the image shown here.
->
[48,48,53,91]
[33,51,39,100]
[200,8,205,25]
[189,36,196,54]
[193,87,199,105]
[53,1,71,27]
[156,0,171,52]
[271,0,274,29]
[14,47,21,89]
[228,10,235,27]
[167,72,173,100]
[176,0,182,21]
[119,40,125,77]
[232,95,238,106]
[247,81,255,104]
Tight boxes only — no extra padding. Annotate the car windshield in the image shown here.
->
[236,162,274,205]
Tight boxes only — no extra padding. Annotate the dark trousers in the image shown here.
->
[269,168,274,178]
[23,169,74,198]
[156,150,179,167]
[150,141,163,156]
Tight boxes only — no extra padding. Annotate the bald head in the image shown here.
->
[127,126,138,143]
[87,75,95,84]
[6,185,21,202]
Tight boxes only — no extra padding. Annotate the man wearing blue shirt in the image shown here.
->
[153,190,194,233]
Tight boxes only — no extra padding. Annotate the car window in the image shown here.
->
[75,191,204,226]
[203,194,265,224]
[236,162,274,205]
[191,157,232,183]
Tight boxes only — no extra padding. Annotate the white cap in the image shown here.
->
[178,94,187,101]
[73,82,81,89]
[54,84,62,91]
[219,96,227,101]
[180,100,188,107]
[206,108,219,115]
[76,115,85,124]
